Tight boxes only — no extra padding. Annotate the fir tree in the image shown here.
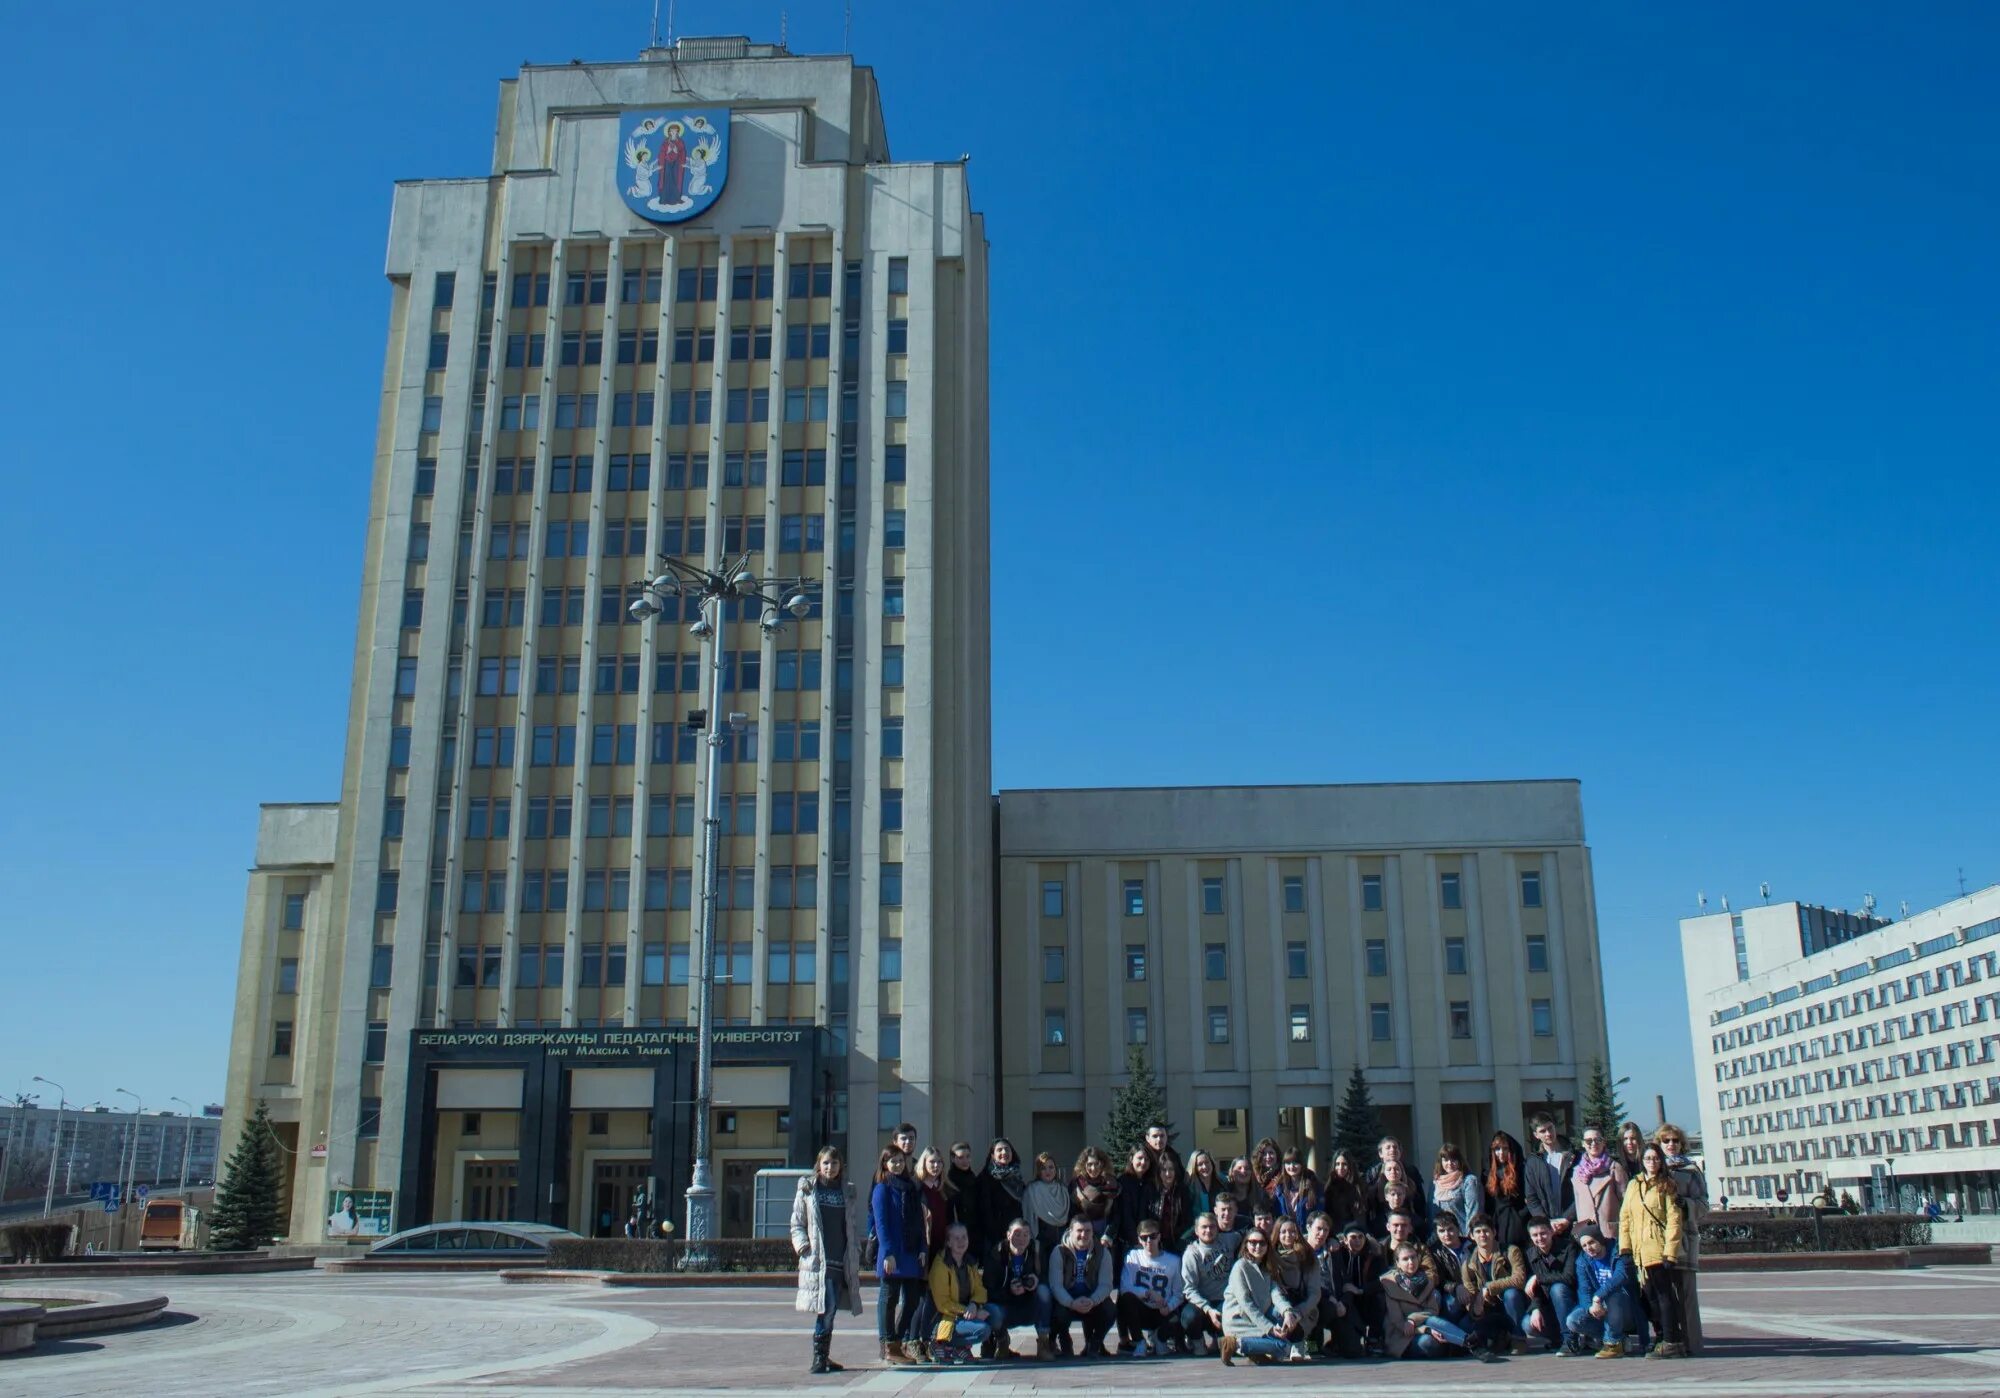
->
[1332,1065,1383,1163]
[1103,1045,1171,1161]
[1578,1057,1628,1139]
[209,1102,285,1251]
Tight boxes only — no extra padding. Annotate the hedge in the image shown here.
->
[546,1237,798,1274]
[3,1222,74,1263]
[1698,1211,1930,1255]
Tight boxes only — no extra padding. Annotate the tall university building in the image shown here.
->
[224,37,1609,1241]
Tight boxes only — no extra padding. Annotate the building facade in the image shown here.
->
[996,783,1612,1172]
[0,1104,221,1203]
[221,36,991,1242]
[1681,886,2000,1211]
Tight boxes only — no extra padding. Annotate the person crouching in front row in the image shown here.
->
[1220,1227,1310,1364]
[982,1218,1050,1359]
[1048,1217,1115,1357]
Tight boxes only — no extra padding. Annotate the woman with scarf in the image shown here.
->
[1619,1143,1688,1358]
[1430,1144,1484,1236]
[1069,1146,1119,1246]
[973,1138,1026,1260]
[1572,1126,1628,1242]
[1379,1240,1473,1359]
[1482,1132,1532,1253]
[1270,1149,1322,1233]
[1146,1149,1193,1249]
[1183,1150,1225,1241]
[1249,1137,1284,1197]
[1022,1151,1072,1258]
[1653,1122,1708,1354]
[871,1147,929,1364]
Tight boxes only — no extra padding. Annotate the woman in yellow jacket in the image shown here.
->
[927,1222,995,1362]
[1619,1144,1689,1359]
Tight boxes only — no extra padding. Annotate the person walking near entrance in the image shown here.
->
[792,1146,865,1375]
[871,1147,927,1364]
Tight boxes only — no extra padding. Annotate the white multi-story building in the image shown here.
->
[1681,886,2000,1212]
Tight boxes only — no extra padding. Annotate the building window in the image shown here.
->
[272,1021,294,1056]
[1216,1108,1239,1130]
[1531,998,1554,1037]
[358,1098,381,1138]
[1289,1005,1312,1042]
[1526,934,1549,973]
[885,380,908,418]
[876,1090,902,1133]
[370,946,393,988]
[1204,943,1227,981]
[881,787,903,831]
[880,864,903,907]
[888,258,909,294]
[364,1022,387,1063]
[1449,1001,1473,1039]
[1283,875,1305,913]
[879,937,902,981]
[1520,870,1543,908]
[1731,914,1749,981]
[1207,1007,1230,1044]
[282,893,306,930]
[277,958,298,995]
[1042,945,1065,983]
[1369,1003,1392,1041]
[1286,941,1308,978]
[1445,937,1468,976]
[1361,873,1384,912]
[1124,944,1147,981]
[461,1112,481,1136]
[1201,877,1224,915]
[1126,1008,1148,1045]
[1123,880,1145,917]
[1041,880,1064,918]
[880,1017,902,1060]
[1365,939,1388,978]
[1044,1011,1066,1046]
[1439,871,1462,910]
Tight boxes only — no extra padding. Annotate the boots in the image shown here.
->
[994,1329,1013,1360]
[884,1340,909,1365]
[811,1334,843,1373]
[1220,1335,1240,1366]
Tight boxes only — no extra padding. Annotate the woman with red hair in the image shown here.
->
[1483,1132,1531,1253]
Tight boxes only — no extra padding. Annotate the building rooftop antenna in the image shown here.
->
[1759,881,1770,904]
[844,1,852,53]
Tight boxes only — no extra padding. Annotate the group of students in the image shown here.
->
[787,1114,1707,1374]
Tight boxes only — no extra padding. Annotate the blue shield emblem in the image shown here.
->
[618,109,729,223]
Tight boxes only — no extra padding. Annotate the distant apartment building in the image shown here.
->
[0,1104,221,1201]
[1682,886,2000,1211]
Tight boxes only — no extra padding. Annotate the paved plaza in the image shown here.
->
[8,1266,2000,1396]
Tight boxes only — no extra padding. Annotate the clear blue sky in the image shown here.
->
[3,3,1994,1134]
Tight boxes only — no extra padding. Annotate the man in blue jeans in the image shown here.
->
[1523,1215,1577,1350]
[982,1220,1052,1358]
[1565,1225,1640,1358]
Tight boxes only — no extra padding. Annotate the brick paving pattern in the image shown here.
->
[7,1266,1999,1396]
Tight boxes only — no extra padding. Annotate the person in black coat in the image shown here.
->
[1522,1214,1578,1347]
[1524,1114,1578,1237]
[1325,1219,1385,1355]
[1483,1130,1533,1253]
[973,1138,1028,1259]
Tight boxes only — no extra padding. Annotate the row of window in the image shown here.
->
[1071,867,1548,920]
[421,444,903,505]
[431,861,895,917]
[1040,997,1556,1050]
[491,254,904,314]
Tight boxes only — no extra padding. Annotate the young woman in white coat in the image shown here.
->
[791,1145,867,1374]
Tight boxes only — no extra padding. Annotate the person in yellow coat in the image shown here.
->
[927,1222,994,1362]
[1618,1144,1689,1359]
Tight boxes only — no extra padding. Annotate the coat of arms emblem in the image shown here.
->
[618,109,729,223]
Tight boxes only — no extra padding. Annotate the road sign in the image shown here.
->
[89,1181,117,1202]
[101,1197,118,1214]
[134,1184,150,1202]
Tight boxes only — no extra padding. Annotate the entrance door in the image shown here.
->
[462,1160,519,1221]
[591,1159,650,1238]
[722,1157,785,1238]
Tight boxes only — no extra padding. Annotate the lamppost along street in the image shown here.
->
[630,551,817,1243]
[115,1088,141,1228]
[32,1077,65,1217]
[169,1097,196,1193]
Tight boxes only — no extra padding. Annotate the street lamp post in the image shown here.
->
[169,1097,196,1194]
[32,1077,65,1218]
[630,551,816,1245]
[115,1088,141,1247]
